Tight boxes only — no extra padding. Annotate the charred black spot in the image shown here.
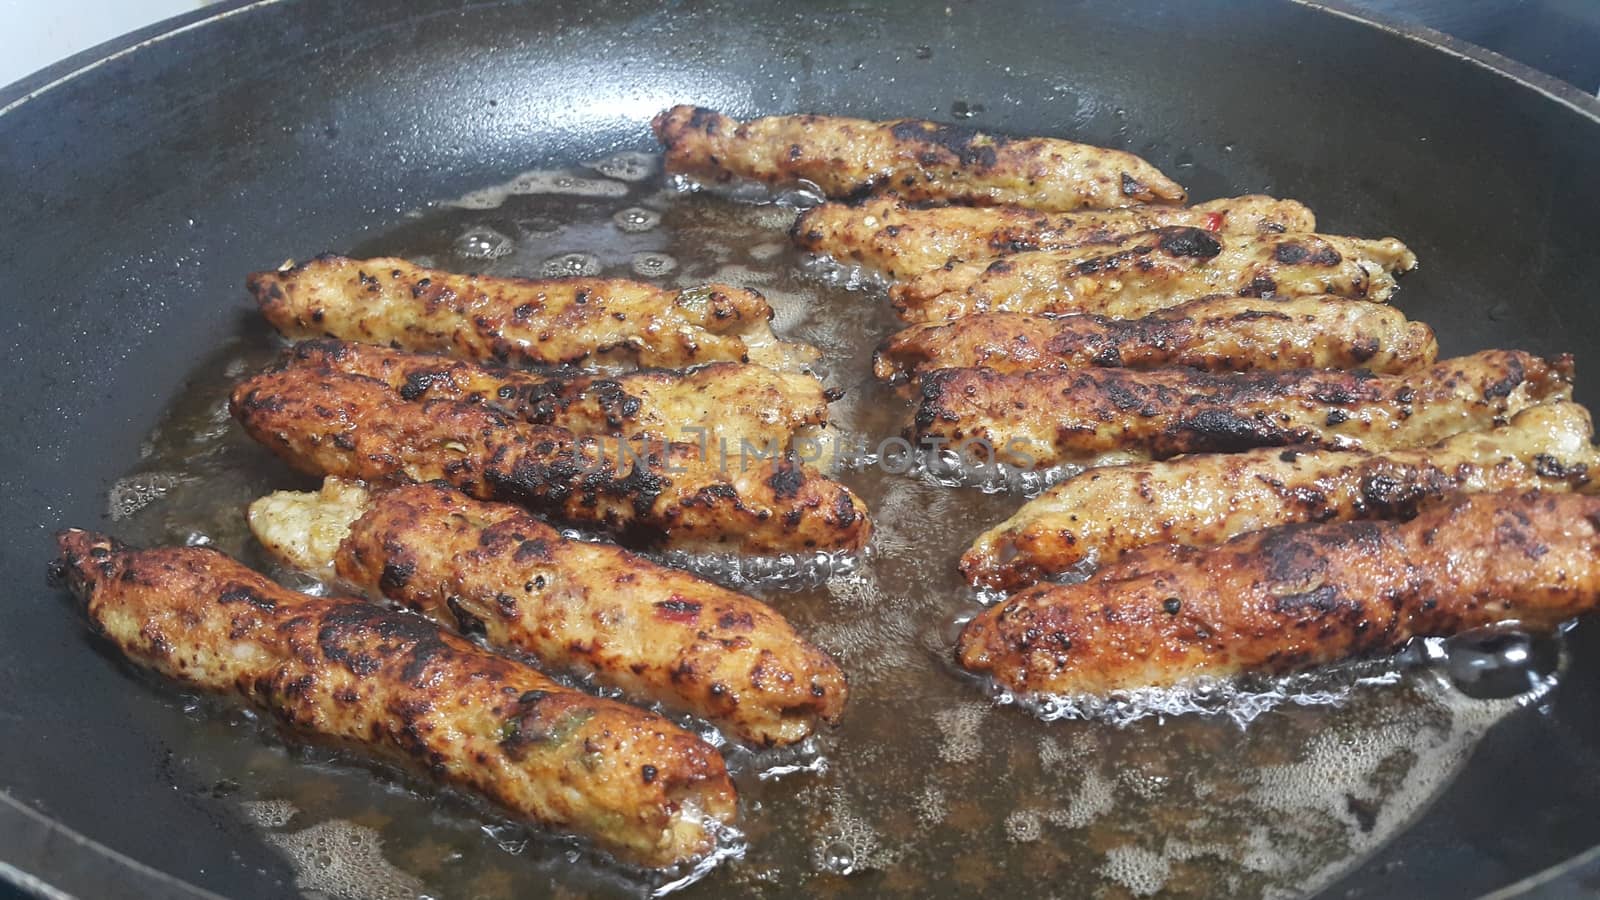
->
[1162,597,1182,614]
[379,560,416,593]
[1120,172,1148,197]
[446,597,487,637]
[717,611,755,631]
[315,603,452,684]
[1155,227,1222,259]
[1483,356,1527,400]
[1273,242,1310,264]
[1172,409,1277,453]
[1535,454,1589,482]
[642,764,658,784]
[655,597,702,620]
[218,584,276,612]
[685,106,719,130]
[513,539,551,563]
[766,458,805,499]
[889,120,1002,168]
[1273,583,1343,614]
[400,370,441,402]
[1103,379,1147,413]
[1240,275,1278,297]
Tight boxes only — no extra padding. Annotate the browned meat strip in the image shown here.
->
[53,531,737,866]
[652,105,1186,209]
[249,254,817,372]
[873,296,1436,383]
[229,368,871,554]
[957,491,1600,695]
[282,339,830,452]
[910,350,1572,471]
[793,195,1315,280]
[250,479,848,746]
[961,401,1600,590]
[889,227,1417,322]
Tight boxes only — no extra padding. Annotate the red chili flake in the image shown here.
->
[654,597,702,624]
[1204,211,1226,232]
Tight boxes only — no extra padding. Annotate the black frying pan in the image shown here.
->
[3,1,1600,897]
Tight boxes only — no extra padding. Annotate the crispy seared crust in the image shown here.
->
[249,255,818,372]
[283,340,830,452]
[651,105,1186,210]
[962,402,1600,590]
[793,195,1315,280]
[957,491,1600,695]
[229,369,871,554]
[248,480,848,747]
[889,227,1417,322]
[911,350,1573,470]
[873,296,1437,383]
[52,531,736,867]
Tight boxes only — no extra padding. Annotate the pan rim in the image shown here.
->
[0,0,1596,898]
[0,0,1597,123]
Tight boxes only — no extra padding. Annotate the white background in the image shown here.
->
[0,0,210,89]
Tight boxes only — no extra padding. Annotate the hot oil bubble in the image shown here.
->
[1003,810,1042,843]
[933,702,989,764]
[239,798,297,829]
[452,226,513,260]
[1098,844,1171,898]
[1439,625,1563,699]
[447,169,627,209]
[805,789,894,876]
[613,206,661,233]
[540,252,602,278]
[630,252,677,278]
[264,819,431,900]
[585,151,657,182]
[748,241,785,262]
[108,472,183,520]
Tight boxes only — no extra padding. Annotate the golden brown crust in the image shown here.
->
[872,296,1437,383]
[52,531,736,867]
[911,350,1572,470]
[888,227,1417,322]
[248,481,848,747]
[961,402,1600,590]
[249,255,818,372]
[652,105,1186,210]
[283,340,829,452]
[957,490,1600,695]
[793,195,1316,280]
[229,368,871,554]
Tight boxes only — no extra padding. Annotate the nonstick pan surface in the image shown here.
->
[3,1,1600,897]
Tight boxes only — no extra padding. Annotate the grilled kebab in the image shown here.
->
[249,479,848,746]
[283,340,830,453]
[874,296,1436,383]
[53,531,737,867]
[957,491,1600,695]
[652,105,1186,210]
[889,226,1417,322]
[910,350,1572,471]
[793,195,1315,281]
[962,401,1599,590]
[230,368,871,554]
[250,255,817,372]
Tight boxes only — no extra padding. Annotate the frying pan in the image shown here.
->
[3,0,1600,897]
